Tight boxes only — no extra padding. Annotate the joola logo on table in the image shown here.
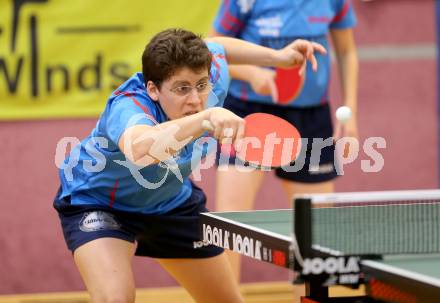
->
[202,224,263,260]
[302,256,360,275]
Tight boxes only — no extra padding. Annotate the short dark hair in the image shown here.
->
[142,28,212,88]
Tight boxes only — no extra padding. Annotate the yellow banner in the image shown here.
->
[0,0,220,120]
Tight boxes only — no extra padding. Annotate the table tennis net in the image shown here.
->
[294,190,440,256]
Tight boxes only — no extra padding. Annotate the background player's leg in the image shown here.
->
[157,253,244,303]
[215,166,265,281]
[74,238,136,303]
[216,166,266,211]
[280,180,334,202]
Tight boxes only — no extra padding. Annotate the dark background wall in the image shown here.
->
[0,0,438,294]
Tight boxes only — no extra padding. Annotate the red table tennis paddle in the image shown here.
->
[274,66,305,105]
[203,113,301,169]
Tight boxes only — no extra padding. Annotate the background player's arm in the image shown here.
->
[208,30,323,101]
[118,108,244,166]
[205,36,326,70]
[205,28,266,83]
[331,28,359,137]
[208,29,262,83]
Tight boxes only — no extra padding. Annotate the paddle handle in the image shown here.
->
[201,120,214,132]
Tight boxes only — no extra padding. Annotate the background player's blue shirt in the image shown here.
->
[213,0,356,107]
[58,42,229,214]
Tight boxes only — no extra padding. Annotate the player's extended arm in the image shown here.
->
[331,28,359,138]
[118,108,244,167]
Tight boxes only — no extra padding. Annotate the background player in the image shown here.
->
[211,0,359,282]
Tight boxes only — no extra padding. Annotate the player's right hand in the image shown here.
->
[205,107,245,147]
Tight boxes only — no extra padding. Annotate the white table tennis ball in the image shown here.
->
[335,106,352,123]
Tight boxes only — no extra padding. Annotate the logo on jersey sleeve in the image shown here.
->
[238,0,255,14]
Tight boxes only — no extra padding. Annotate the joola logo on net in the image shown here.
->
[302,256,360,275]
[1,0,134,98]
[302,256,360,286]
[302,256,360,285]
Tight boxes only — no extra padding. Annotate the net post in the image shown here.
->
[293,197,329,299]
[294,197,312,258]
[292,197,312,280]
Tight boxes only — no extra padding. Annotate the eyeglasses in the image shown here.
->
[168,82,212,98]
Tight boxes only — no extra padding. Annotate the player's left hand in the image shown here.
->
[276,39,327,75]
[333,113,358,141]
[247,67,278,102]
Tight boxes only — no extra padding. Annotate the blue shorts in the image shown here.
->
[53,183,223,258]
[217,95,338,183]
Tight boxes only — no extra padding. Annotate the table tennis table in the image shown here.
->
[200,190,440,303]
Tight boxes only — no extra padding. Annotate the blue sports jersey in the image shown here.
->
[213,0,356,107]
[57,42,229,214]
